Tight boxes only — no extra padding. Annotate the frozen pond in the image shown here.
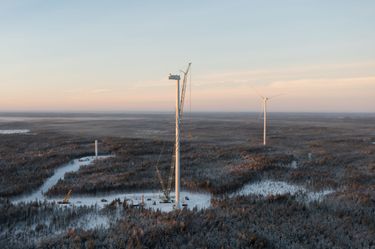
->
[0,129,30,134]
[12,156,334,212]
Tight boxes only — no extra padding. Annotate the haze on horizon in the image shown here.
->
[0,0,374,113]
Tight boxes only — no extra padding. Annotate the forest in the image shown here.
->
[1,113,375,248]
[0,132,101,197]
[1,193,374,248]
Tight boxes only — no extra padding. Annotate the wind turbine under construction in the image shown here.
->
[167,62,192,209]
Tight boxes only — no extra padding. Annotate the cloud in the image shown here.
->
[192,61,375,89]
[91,88,112,94]
[63,88,83,94]
[1,61,374,112]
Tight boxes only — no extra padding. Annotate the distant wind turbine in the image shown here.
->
[253,88,283,146]
[261,96,269,146]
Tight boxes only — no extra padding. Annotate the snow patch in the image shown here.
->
[0,129,30,134]
[291,161,298,169]
[233,180,333,203]
[38,191,211,212]
[305,190,335,202]
[12,156,333,213]
[12,155,113,203]
[12,155,210,212]
[77,213,110,230]
[235,180,303,196]
[288,160,298,169]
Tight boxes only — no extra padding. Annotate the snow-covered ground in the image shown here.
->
[76,213,111,230]
[290,160,298,169]
[280,160,298,169]
[43,191,211,212]
[233,180,334,202]
[0,129,30,134]
[12,156,334,213]
[12,156,112,203]
[11,155,211,212]
[305,189,335,202]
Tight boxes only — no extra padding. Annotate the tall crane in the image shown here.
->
[179,62,192,119]
[155,62,192,207]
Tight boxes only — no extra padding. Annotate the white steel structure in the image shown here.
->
[262,97,269,146]
[95,140,98,157]
[163,63,191,209]
[258,94,282,146]
[167,62,192,209]
[169,73,181,209]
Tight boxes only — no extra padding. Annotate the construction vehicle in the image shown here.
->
[58,190,72,204]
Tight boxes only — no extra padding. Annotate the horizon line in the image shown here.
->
[0,110,374,115]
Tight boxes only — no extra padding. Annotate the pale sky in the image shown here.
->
[0,0,374,112]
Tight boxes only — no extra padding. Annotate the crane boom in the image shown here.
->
[156,63,192,204]
[179,62,191,118]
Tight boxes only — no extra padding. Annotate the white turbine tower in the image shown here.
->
[256,92,283,146]
[262,96,269,146]
[168,73,181,208]
[168,62,191,209]
[95,140,98,158]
